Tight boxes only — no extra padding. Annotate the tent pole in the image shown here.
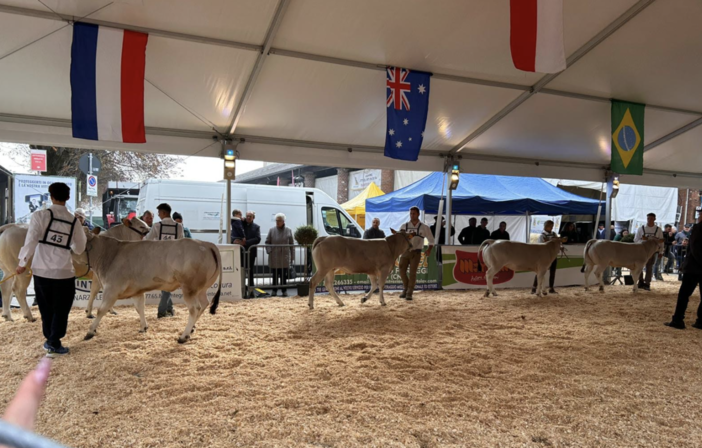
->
[593,181,605,240]
[525,212,531,243]
[603,174,614,282]
[445,173,453,246]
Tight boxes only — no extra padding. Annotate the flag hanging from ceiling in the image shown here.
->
[611,100,645,175]
[510,0,566,73]
[385,67,431,161]
[71,22,148,143]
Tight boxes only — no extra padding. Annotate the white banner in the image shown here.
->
[13,174,76,224]
[72,245,243,308]
[349,169,381,199]
[441,244,586,290]
[86,174,98,197]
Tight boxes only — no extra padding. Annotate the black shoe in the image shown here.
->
[692,321,702,330]
[530,289,536,295]
[271,291,278,297]
[405,295,413,301]
[157,313,168,319]
[43,341,51,351]
[281,292,288,297]
[665,321,686,330]
[399,290,407,299]
[548,288,558,295]
[642,285,651,291]
[46,345,69,357]
[166,309,175,317]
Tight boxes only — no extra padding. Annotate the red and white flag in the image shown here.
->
[510,0,566,73]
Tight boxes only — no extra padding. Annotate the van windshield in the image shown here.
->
[322,207,360,238]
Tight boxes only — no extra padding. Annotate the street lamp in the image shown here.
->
[449,162,460,190]
[223,147,236,180]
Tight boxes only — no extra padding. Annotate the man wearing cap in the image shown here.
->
[74,208,94,231]
[144,203,183,318]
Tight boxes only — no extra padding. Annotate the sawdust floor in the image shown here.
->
[1,275,702,448]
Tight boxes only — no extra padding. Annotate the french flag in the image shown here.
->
[510,0,566,73]
[71,23,148,143]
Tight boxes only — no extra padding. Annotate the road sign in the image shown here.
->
[87,175,98,197]
[30,149,46,172]
[79,154,101,175]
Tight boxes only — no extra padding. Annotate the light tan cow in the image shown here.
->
[73,229,222,343]
[0,218,149,323]
[582,238,663,293]
[479,238,565,297]
[308,231,412,310]
[80,218,150,318]
[0,224,36,322]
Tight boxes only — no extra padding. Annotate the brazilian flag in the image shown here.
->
[611,100,645,175]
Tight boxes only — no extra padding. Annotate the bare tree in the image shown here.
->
[3,144,181,205]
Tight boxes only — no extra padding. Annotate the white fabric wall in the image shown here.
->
[348,169,382,200]
[544,179,677,225]
[314,175,338,201]
[365,211,530,243]
[394,170,432,191]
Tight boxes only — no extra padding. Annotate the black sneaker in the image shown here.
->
[166,309,175,317]
[43,341,51,351]
[46,346,70,357]
[405,295,413,301]
[157,313,168,319]
[642,285,651,291]
[665,321,686,330]
[399,290,407,299]
[281,292,288,297]
[692,321,702,330]
[549,288,558,295]
[530,289,536,295]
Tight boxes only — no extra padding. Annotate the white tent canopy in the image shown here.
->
[1,0,701,187]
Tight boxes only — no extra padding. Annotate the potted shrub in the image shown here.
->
[294,225,318,296]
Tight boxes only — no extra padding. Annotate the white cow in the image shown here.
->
[479,238,565,297]
[0,218,149,323]
[73,229,222,343]
[582,238,663,293]
[308,231,412,309]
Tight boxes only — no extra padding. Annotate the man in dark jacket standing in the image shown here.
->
[458,218,477,245]
[666,218,702,330]
[490,221,510,240]
[472,218,491,245]
[363,218,386,239]
[243,211,261,298]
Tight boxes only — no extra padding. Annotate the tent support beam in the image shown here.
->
[603,173,615,282]
[228,0,291,134]
[448,0,656,154]
[0,4,262,52]
[643,116,702,153]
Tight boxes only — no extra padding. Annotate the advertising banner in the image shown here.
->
[30,149,46,172]
[441,244,586,290]
[13,174,76,224]
[315,248,440,292]
[72,245,243,308]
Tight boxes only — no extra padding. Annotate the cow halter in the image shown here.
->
[128,225,149,237]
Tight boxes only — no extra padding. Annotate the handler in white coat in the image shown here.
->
[144,203,183,318]
[17,182,86,357]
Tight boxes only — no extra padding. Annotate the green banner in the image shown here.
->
[314,249,440,293]
[611,99,645,175]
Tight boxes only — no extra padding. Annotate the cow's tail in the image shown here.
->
[581,239,596,273]
[477,240,492,268]
[209,245,223,315]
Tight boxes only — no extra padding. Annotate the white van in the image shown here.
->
[136,179,363,243]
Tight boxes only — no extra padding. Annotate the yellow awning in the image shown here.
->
[340,182,385,228]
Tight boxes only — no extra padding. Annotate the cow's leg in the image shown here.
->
[485,267,499,297]
[133,294,148,333]
[13,276,35,322]
[86,276,101,319]
[361,275,377,304]
[178,291,203,344]
[584,264,595,291]
[595,266,606,292]
[536,270,547,297]
[1,277,13,322]
[631,266,642,293]
[376,267,392,306]
[85,289,120,340]
[308,269,328,310]
[325,272,345,307]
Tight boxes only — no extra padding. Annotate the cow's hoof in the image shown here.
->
[483,292,490,298]
[360,297,368,304]
[109,310,118,316]
[598,287,605,293]
[84,332,95,341]
[381,302,387,307]
[190,326,196,334]
[338,303,345,307]
[139,327,148,334]
[2,315,13,322]
[86,314,95,319]
[25,316,36,323]
[177,336,190,344]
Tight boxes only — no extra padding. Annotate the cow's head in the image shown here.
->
[123,216,150,238]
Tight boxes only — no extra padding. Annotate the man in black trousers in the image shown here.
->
[666,216,702,330]
[16,183,87,357]
[243,211,261,298]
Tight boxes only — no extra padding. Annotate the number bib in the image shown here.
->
[39,210,76,250]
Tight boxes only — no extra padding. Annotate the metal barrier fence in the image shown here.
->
[243,244,312,297]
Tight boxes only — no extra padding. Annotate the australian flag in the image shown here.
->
[385,67,432,161]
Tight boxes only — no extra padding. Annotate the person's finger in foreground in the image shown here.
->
[2,358,52,430]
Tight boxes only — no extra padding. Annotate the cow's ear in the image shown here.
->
[91,227,101,235]
[390,228,397,234]
[122,218,132,227]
